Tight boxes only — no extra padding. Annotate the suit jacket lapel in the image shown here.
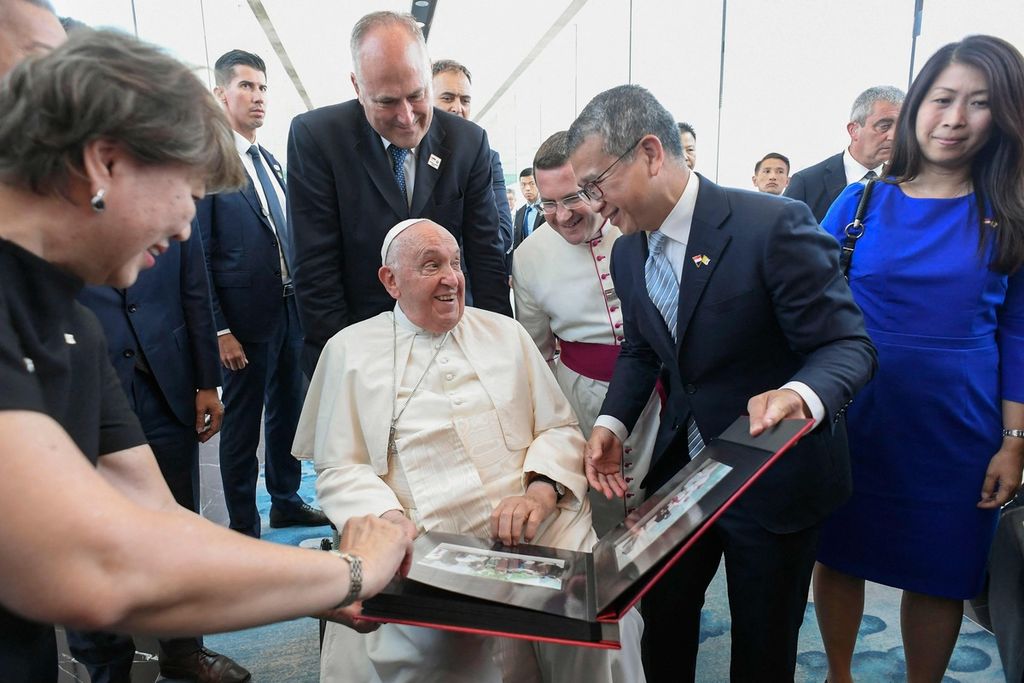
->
[356,118,410,219]
[676,177,731,349]
[240,179,272,231]
[410,122,445,216]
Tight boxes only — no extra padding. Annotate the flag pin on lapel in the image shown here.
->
[692,254,711,268]
[427,154,442,169]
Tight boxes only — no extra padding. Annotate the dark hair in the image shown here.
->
[889,34,1024,273]
[432,59,471,83]
[519,167,534,179]
[533,131,569,171]
[566,85,684,164]
[754,152,790,174]
[677,122,696,139]
[0,28,245,196]
[214,49,266,86]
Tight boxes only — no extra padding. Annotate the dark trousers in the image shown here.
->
[67,370,203,681]
[641,501,821,683]
[219,294,305,537]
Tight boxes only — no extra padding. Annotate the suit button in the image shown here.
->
[273,269,282,276]
[624,447,633,454]
[127,304,138,313]
[600,273,610,279]
[270,239,278,247]
[609,305,618,312]
[616,335,624,342]
[671,421,679,430]
[122,349,135,358]
[684,383,696,394]
[624,461,633,468]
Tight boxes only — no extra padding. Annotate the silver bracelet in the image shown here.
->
[330,551,363,608]
[1003,429,1024,439]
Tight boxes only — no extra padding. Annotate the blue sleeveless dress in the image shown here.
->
[816,180,1024,599]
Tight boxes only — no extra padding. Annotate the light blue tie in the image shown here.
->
[388,144,409,205]
[524,205,535,237]
[645,230,679,341]
[645,230,705,457]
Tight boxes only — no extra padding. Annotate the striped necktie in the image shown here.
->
[645,230,706,458]
[645,230,678,341]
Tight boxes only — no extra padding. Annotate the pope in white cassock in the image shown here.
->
[293,219,644,683]
[512,131,661,535]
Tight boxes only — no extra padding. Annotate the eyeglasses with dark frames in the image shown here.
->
[579,137,644,202]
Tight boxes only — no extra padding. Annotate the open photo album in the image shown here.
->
[360,416,813,648]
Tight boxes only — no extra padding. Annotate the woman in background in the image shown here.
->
[814,34,1024,683]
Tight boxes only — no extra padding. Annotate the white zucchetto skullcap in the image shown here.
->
[380,218,430,265]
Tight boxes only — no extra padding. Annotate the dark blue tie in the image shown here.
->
[246,145,288,252]
[389,144,410,205]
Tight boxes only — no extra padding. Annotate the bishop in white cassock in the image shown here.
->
[293,219,644,683]
[512,133,660,535]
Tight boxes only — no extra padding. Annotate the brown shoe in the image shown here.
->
[158,646,251,682]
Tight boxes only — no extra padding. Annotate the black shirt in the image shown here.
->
[0,239,145,682]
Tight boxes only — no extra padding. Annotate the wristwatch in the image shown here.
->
[330,551,363,608]
[1003,429,1024,439]
[530,474,566,501]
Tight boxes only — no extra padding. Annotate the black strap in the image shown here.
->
[839,178,877,278]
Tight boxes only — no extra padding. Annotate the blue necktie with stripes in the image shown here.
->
[645,229,705,457]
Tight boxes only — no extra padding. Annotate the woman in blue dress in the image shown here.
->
[814,35,1024,683]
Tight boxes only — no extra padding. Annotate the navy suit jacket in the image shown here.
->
[512,204,545,249]
[784,151,848,223]
[287,101,511,368]
[603,176,876,533]
[490,149,514,257]
[194,145,293,344]
[77,235,221,427]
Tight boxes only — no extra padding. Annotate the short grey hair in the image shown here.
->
[350,11,426,81]
[0,28,245,196]
[566,84,684,165]
[849,85,905,124]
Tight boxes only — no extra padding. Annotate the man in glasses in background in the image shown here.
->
[567,85,876,682]
[511,131,659,536]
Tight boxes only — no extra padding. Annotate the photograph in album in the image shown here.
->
[361,416,814,647]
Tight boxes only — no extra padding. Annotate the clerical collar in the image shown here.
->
[393,303,453,338]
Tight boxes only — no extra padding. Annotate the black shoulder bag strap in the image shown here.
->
[839,177,877,279]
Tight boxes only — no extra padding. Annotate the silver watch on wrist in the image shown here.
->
[330,551,363,608]
[1003,429,1024,439]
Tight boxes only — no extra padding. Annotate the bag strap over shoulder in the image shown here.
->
[839,177,877,279]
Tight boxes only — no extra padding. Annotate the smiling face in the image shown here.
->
[915,62,992,174]
[534,164,602,245]
[379,222,465,334]
[352,26,433,149]
[216,65,267,140]
[90,153,202,287]
[570,134,656,235]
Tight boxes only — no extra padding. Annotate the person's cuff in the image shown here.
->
[594,415,629,443]
[781,381,824,427]
[217,329,232,336]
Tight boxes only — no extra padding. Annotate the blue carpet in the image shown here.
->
[203,462,1006,682]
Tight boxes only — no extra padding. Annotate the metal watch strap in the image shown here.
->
[330,551,363,608]
[1003,429,1024,439]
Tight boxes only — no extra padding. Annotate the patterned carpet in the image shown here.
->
[59,445,1006,682]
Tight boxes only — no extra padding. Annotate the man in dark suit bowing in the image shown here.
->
[196,49,327,538]
[785,85,904,222]
[567,84,876,682]
[75,236,251,682]
[287,10,511,375]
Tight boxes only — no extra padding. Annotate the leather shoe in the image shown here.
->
[269,502,329,528]
[158,646,250,682]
